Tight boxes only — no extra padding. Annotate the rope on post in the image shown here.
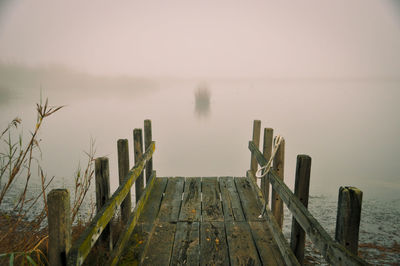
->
[256,135,284,218]
[255,135,284,179]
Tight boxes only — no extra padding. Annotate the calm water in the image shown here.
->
[1,76,400,263]
[1,78,400,200]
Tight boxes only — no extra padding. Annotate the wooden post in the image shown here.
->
[48,189,71,266]
[95,157,112,251]
[271,138,285,229]
[250,120,261,181]
[144,120,153,184]
[335,186,363,255]
[261,128,273,203]
[290,155,311,265]
[134,128,144,202]
[118,139,131,224]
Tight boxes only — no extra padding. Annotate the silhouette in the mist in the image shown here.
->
[194,85,211,118]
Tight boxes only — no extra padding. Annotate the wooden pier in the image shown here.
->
[47,120,368,265]
[118,176,285,265]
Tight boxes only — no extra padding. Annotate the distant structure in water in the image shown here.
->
[194,84,211,118]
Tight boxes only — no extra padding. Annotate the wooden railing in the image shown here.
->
[247,120,367,266]
[47,120,155,266]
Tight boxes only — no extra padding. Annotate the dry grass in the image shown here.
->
[0,98,96,265]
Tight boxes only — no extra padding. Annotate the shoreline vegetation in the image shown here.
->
[0,99,96,265]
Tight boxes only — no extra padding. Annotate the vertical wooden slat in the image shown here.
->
[134,128,144,202]
[250,120,261,181]
[118,139,131,224]
[290,155,311,264]
[335,186,363,255]
[95,157,113,251]
[144,120,153,184]
[261,128,273,203]
[271,138,285,229]
[48,189,71,266]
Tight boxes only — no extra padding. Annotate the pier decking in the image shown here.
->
[118,176,285,265]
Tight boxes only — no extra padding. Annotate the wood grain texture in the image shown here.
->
[290,155,311,264]
[157,177,184,222]
[109,171,157,265]
[171,222,200,265]
[234,177,263,221]
[261,128,273,204]
[144,120,153,184]
[141,222,177,265]
[200,222,229,266]
[117,223,153,266]
[225,221,261,266]
[249,221,285,266]
[250,120,261,179]
[271,138,285,229]
[138,177,168,223]
[134,129,144,202]
[335,186,363,256]
[179,177,201,222]
[48,189,71,266]
[219,177,245,222]
[95,157,112,251]
[118,139,131,224]
[202,177,224,222]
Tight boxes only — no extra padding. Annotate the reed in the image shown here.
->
[0,98,95,265]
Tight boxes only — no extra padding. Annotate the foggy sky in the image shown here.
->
[0,0,400,78]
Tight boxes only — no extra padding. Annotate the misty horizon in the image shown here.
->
[1,0,400,79]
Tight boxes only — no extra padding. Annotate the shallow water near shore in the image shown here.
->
[1,76,400,263]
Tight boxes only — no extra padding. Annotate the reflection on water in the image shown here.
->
[0,67,400,203]
[194,84,211,118]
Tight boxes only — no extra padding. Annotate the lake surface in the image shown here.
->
[2,78,399,199]
[1,75,400,262]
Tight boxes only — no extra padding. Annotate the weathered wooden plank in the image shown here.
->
[250,120,261,180]
[290,155,312,265]
[248,221,285,266]
[117,139,131,224]
[108,171,157,265]
[171,222,200,265]
[219,177,245,222]
[335,186,363,256]
[140,222,177,265]
[144,120,153,184]
[225,221,261,266]
[67,142,155,266]
[138,177,168,223]
[117,178,166,265]
[157,177,184,222]
[248,139,367,265]
[202,177,224,222]
[246,170,300,266]
[200,222,229,266]
[261,128,273,204]
[179,178,201,222]
[234,177,263,221]
[48,189,71,266]
[95,157,112,251]
[117,223,153,266]
[271,138,285,229]
[134,129,144,202]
